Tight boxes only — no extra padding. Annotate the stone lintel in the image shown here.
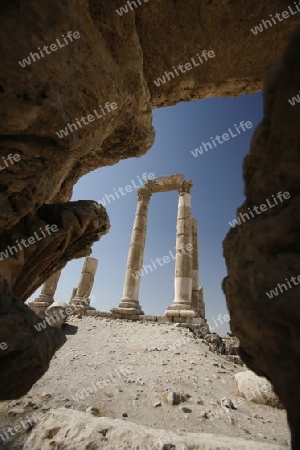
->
[145,174,184,193]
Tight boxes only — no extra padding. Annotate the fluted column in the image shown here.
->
[191,218,205,319]
[112,187,152,316]
[70,257,98,314]
[28,270,62,318]
[165,180,195,319]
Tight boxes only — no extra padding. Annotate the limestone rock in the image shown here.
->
[220,397,236,410]
[223,337,239,355]
[235,370,283,409]
[165,391,190,405]
[222,26,300,445]
[85,406,100,416]
[166,391,183,406]
[45,302,69,328]
[23,408,288,450]
[0,282,65,399]
[0,3,299,443]
[0,201,109,301]
[29,271,62,319]
[203,333,226,354]
[0,1,297,290]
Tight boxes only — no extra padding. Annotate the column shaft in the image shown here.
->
[192,218,199,290]
[112,188,152,315]
[165,181,195,319]
[191,218,205,319]
[70,257,98,314]
[28,270,62,318]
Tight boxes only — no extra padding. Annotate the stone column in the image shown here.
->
[112,187,152,316]
[192,218,199,292]
[197,286,205,319]
[165,180,195,320]
[69,287,77,303]
[191,218,205,319]
[70,257,98,315]
[28,270,62,318]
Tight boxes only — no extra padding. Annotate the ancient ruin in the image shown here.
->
[28,270,62,318]
[0,1,300,445]
[112,175,204,321]
[164,178,195,319]
[191,218,205,319]
[30,176,205,323]
[69,257,98,314]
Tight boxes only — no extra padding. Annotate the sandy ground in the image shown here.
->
[0,317,290,449]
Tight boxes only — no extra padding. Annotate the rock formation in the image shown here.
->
[223,27,300,447]
[0,1,300,444]
[0,282,66,400]
[23,408,287,450]
[45,301,70,328]
[0,201,109,301]
[234,370,283,409]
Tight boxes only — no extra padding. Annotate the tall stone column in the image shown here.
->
[28,270,62,318]
[191,218,205,319]
[165,181,195,319]
[70,257,98,315]
[112,187,152,316]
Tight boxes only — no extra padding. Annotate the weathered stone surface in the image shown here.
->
[223,336,240,356]
[0,2,299,440]
[235,370,283,409]
[29,270,62,318]
[70,257,98,314]
[203,333,226,354]
[113,188,151,315]
[23,408,288,450]
[223,26,300,447]
[0,200,108,397]
[201,334,243,365]
[165,180,195,318]
[145,174,184,192]
[138,1,300,107]
[165,391,185,406]
[0,201,109,301]
[0,0,297,293]
[45,301,69,328]
[0,282,66,399]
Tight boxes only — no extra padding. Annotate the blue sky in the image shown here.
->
[29,92,263,336]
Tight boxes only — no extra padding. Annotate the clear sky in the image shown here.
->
[29,92,263,336]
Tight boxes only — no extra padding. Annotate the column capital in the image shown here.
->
[137,187,152,202]
[179,180,193,194]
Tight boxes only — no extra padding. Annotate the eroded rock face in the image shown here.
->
[223,27,300,447]
[0,201,109,301]
[0,282,66,399]
[23,408,288,450]
[0,199,109,398]
[235,370,283,409]
[0,0,299,436]
[1,0,298,242]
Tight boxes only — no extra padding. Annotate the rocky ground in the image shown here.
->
[0,317,290,449]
